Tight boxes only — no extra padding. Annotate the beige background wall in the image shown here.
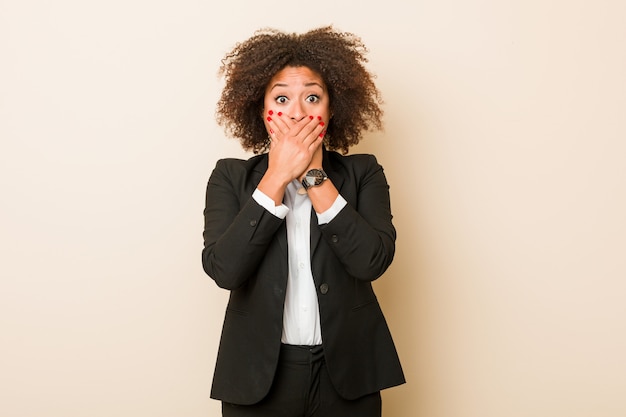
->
[2,0,625,416]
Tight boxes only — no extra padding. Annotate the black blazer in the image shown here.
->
[202,149,405,405]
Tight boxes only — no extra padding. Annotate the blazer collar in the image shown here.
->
[321,147,345,193]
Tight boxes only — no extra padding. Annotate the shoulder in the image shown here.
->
[212,153,267,176]
[327,151,383,174]
[214,153,266,169]
[207,154,268,193]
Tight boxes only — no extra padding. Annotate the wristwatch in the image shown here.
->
[301,168,328,191]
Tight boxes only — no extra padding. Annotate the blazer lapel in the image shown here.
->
[309,208,322,257]
[310,149,344,257]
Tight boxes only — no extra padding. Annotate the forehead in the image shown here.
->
[267,66,326,89]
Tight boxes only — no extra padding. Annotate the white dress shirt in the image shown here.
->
[252,180,346,345]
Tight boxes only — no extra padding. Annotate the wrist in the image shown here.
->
[257,170,291,205]
[263,167,293,188]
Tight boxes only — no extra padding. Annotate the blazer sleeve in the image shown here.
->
[319,154,396,281]
[201,159,284,290]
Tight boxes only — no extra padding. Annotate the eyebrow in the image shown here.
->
[269,82,325,91]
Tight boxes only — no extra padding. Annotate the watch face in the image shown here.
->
[302,169,327,189]
[304,169,325,186]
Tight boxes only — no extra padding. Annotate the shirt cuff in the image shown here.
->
[316,194,347,225]
[252,188,289,219]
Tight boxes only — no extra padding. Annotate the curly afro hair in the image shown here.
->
[216,26,383,154]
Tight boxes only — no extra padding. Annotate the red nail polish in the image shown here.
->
[319,121,325,127]
[319,130,326,138]
[317,116,322,120]
[309,115,314,120]
[270,129,274,134]
[277,112,282,116]
[267,116,272,121]
[268,110,274,115]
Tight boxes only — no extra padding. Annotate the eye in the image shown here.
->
[275,95,288,104]
[306,95,320,103]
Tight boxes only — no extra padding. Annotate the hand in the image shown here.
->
[266,112,326,184]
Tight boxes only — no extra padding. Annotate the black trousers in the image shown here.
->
[222,344,381,417]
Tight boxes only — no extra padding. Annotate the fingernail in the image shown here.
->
[319,130,326,138]
[268,110,274,115]
[267,116,272,121]
[309,115,314,120]
[277,112,282,116]
[317,116,322,120]
[270,129,274,134]
[319,121,325,127]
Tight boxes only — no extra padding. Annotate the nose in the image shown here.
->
[289,102,306,121]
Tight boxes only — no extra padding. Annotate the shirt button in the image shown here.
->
[331,234,338,243]
[249,219,257,227]
[319,283,329,294]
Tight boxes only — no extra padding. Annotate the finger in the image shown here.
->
[270,111,297,135]
[281,115,314,139]
[274,113,323,141]
[268,128,276,148]
[309,129,326,150]
[284,116,321,143]
[301,117,326,144]
[266,114,286,141]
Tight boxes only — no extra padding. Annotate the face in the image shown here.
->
[263,66,330,132]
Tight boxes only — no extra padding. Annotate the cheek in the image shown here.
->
[261,100,273,131]
[307,101,330,118]
[320,104,331,123]
[263,95,276,114]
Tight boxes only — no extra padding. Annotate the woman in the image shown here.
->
[202,26,405,417]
